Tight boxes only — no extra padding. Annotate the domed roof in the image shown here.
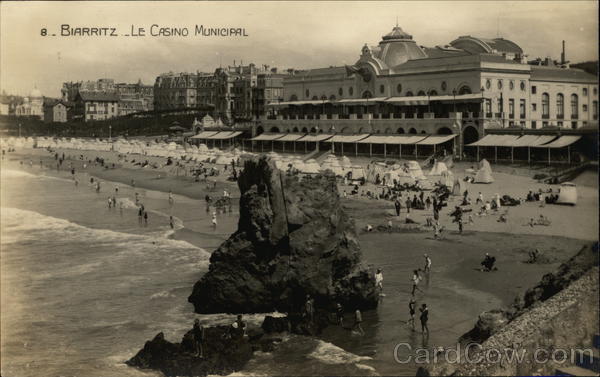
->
[30,88,42,98]
[376,25,427,67]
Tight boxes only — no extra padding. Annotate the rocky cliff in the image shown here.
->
[188,156,378,314]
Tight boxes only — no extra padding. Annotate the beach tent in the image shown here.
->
[366,162,388,183]
[452,177,465,196]
[556,182,577,205]
[340,156,353,169]
[406,160,427,181]
[320,154,344,176]
[474,159,494,183]
[301,159,321,174]
[348,166,365,180]
[429,161,448,176]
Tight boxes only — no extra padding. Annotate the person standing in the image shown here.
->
[169,216,175,229]
[336,303,344,326]
[375,268,384,294]
[411,270,422,295]
[394,199,401,217]
[138,207,143,224]
[192,319,204,358]
[211,212,217,228]
[353,309,364,335]
[143,211,148,226]
[419,303,429,334]
[304,294,315,323]
[408,298,416,330]
[423,254,432,273]
[168,190,174,205]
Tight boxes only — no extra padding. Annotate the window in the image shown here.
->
[542,93,549,118]
[519,99,526,118]
[379,84,385,94]
[531,121,537,129]
[397,83,402,93]
[520,81,526,91]
[305,89,310,98]
[571,94,578,118]
[338,88,343,96]
[542,121,548,128]
[583,104,588,112]
[497,98,503,114]
[497,80,503,89]
[531,86,537,94]
[441,81,447,91]
[583,121,588,127]
[557,121,563,128]
[349,87,354,95]
[556,93,564,117]
[405,91,413,96]
[509,81,514,90]
[571,121,577,129]
[594,87,598,95]
[520,121,526,127]
[417,90,426,96]
[532,103,537,111]
[485,99,492,114]
[583,88,588,96]
[486,79,491,89]
[508,99,514,117]
[593,101,598,120]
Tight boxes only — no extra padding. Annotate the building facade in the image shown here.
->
[43,99,70,123]
[153,72,203,111]
[261,25,598,150]
[73,92,119,121]
[14,89,44,119]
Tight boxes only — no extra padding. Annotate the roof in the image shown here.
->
[450,36,523,55]
[530,66,598,83]
[78,91,119,102]
[43,98,71,107]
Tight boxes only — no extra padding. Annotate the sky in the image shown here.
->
[1,1,598,98]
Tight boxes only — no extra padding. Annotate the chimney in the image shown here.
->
[561,40,566,65]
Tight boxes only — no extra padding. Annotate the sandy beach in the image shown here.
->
[2,146,597,375]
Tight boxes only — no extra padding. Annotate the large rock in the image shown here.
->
[188,156,378,314]
[126,327,254,377]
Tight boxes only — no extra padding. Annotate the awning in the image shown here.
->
[190,131,219,139]
[337,97,388,105]
[383,96,430,106]
[276,133,306,141]
[297,134,334,142]
[503,135,542,147]
[357,135,428,144]
[429,93,486,103]
[324,134,370,143]
[466,134,510,147]
[415,134,457,145]
[267,100,329,107]
[205,131,243,140]
[250,133,285,141]
[533,135,581,149]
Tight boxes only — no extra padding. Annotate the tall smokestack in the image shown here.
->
[561,40,566,65]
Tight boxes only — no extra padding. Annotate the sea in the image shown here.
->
[1,157,495,377]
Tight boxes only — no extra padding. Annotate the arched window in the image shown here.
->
[571,94,578,118]
[301,127,308,133]
[305,89,310,98]
[458,85,472,95]
[417,90,426,96]
[329,95,336,101]
[338,88,343,96]
[409,127,417,134]
[379,84,385,94]
[290,94,298,101]
[270,127,280,132]
[556,93,564,117]
[349,87,354,96]
[428,90,438,96]
[397,127,405,134]
[292,127,299,132]
[405,91,413,97]
[397,83,402,93]
[362,91,373,99]
[542,93,550,117]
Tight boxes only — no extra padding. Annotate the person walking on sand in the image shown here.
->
[138,207,143,224]
[423,254,432,273]
[169,216,174,229]
[353,309,364,335]
[375,268,384,295]
[411,270,422,295]
[419,303,429,334]
[144,211,148,226]
[394,199,401,217]
[408,297,416,330]
[211,212,217,228]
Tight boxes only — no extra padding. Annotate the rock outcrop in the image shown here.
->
[126,326,255,377]
[188,157,378,314]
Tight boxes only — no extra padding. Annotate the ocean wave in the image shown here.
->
[307,340,373,365]
[0,207,209,259]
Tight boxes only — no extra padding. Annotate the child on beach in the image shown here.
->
[353,309,364,335]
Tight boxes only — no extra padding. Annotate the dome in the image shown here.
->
[30,88,42,98]
[376,25,427,67]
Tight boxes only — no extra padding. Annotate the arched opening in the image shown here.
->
[420,130,427,134]
[362,91,373,99]
[256,126,264,135]
[417,90,426,96]
[301,127,308,133]
[329,95,336,101]
[290,94,298,101]
[397,127,405,134]
[405,91,413,97]
[270,126,280,133]
[463,126,479,145]
[409,128,417,134]
[458,85,472,95]
[292,127,299,132]
[310,127,317,133]
[437,127,453,135]
[428,90,438,96]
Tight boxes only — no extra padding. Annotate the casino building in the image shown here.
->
[256,25,598,158]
